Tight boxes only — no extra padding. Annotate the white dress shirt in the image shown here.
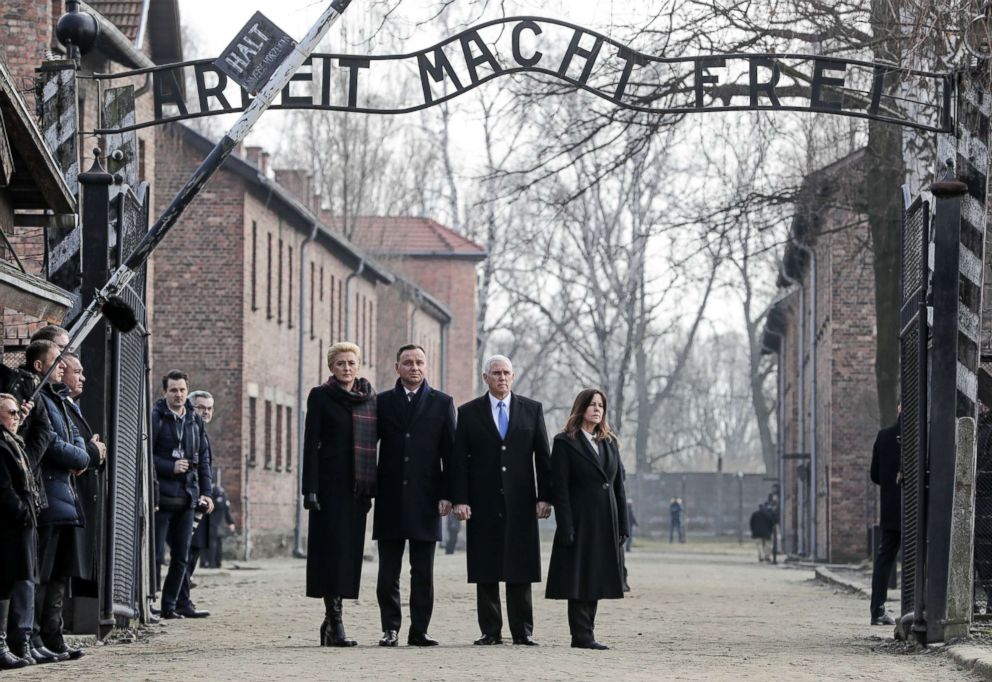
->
[488,392,511,430]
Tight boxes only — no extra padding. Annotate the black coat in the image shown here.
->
[750,507,774,539]
[0,428,39,587]
[151,398,211,506]
[65,398,105,583]
[37,385,89,527]
[546,433,626,600]
[190,431,214,550]
[1,365,51,511]
[373,379,455,542]
[301,383,372,599]
[871,421,901,532]
[452,393,552,584]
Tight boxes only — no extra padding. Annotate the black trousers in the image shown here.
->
[567,599,598,644]
[155,507,194,610]
[376,539,436,634]
[177,546,202,609]
[476,582,533,640]
[870,529,901,616]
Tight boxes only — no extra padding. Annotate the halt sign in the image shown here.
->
[214,11,295,94]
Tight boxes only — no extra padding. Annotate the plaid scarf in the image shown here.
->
[324,376,377,497]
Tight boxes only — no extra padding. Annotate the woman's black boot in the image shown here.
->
[322,597,356,647]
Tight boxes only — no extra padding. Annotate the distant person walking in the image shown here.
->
[749,503,774,562]
[669,498,685,543]
[625,499,638,553]
[870,417,901,626]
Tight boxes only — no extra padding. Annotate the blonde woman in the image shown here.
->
[545,389,628,650]
[301,342,376,646]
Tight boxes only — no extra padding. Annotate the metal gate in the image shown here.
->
[898,189,929,621]
[105,182,150,619]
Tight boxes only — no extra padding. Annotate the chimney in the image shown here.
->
[244,146,264,169]
[274,169,311,208]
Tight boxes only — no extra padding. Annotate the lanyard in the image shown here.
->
[174,412,185,446]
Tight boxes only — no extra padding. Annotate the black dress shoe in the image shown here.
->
[512,636,539,646]
[9,642,35,664]
[407,632,439,646]
[0,649,30,669]
[379,630,399,647]
[871,611,896,626]
[176,605,211,618]
[473,634,503,645]
[161,609,185,620]
[571,640,609,650]
[30,645,68,663]
[42,633,84,660]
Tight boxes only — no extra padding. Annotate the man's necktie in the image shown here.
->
[497,401,508,440]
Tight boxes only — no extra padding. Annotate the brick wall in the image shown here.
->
[382,257,479,406]
[0,1,58,90]
[154,125,389,557]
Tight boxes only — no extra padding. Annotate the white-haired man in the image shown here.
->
[452,355,552,646]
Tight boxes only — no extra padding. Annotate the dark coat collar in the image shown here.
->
[559,431,613,480]
[476,392,519,442]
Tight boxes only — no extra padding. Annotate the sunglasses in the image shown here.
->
[3,409,19,417]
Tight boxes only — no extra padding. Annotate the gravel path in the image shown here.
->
[15,540,981,681]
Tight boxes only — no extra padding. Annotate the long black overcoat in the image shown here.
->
[301,383,372,599]
[0,429,38,588]
[452,393,552,584]
[546,432,627,601]
[66,398,106,584]
[870,421,901,532]
[373,379,455,542]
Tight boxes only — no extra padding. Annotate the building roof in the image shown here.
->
[170,123,394,286]
[344,216,487,261]
[86,1,145,42]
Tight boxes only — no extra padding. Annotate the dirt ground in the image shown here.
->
[12,539,982,681]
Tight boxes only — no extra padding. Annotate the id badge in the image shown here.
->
[172,447,185,460]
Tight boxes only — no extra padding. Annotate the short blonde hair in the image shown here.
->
[327,342,361,366]
[0,393,17,409]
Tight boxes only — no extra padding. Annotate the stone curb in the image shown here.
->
[813,566,869,598]
[946,644,992,680]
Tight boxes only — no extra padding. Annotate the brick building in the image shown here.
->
[153,125,465,557]
[763,150,881,562]
[343,216,487,406]
[1,0,180,350]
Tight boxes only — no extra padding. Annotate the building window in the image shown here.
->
[329,275,336,340]
[248,397,257,467]
[310,261,315,339]
[319,265,324,302]
[275,404,283,471]
[264,400,273,469]
[357,292,363,348]
[367,298,374,368]
[251,221,258,311]
[266,232,273,319]
[339,285,344,341]
[318,339,323,384]
[286,406,293,472]
[138,138,146,183]
[277,238,284,324]
[288,245,294,329]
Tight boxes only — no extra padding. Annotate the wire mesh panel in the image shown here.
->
[899,195,929,617]
[976,415,992,612]
[107,183,150,618]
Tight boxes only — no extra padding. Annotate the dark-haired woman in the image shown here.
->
[545,389,627,650]
[302,342,377,647]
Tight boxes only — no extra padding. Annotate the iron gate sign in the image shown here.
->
[91,16,953,134]
[213,11,295,94]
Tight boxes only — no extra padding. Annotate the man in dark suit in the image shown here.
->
[61,353,107,601]
[374,344,456,647]
[870,416,901,625]
[452,354,552,646]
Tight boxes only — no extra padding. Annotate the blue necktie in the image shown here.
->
[497,401,508,440]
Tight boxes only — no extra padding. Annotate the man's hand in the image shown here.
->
[198,495,215,514]
[453,504,471,521]
[174,459,190,475]
[896,470,903,485]
[91,434,107,463]
[18,400,32,420]
[438,499,452,517]
[536,501,552,519]
[228,523,236,533]
[303,493,321,512]
[619,535,628,546]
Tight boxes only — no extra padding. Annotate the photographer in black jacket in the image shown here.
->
[152,371,212,620]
